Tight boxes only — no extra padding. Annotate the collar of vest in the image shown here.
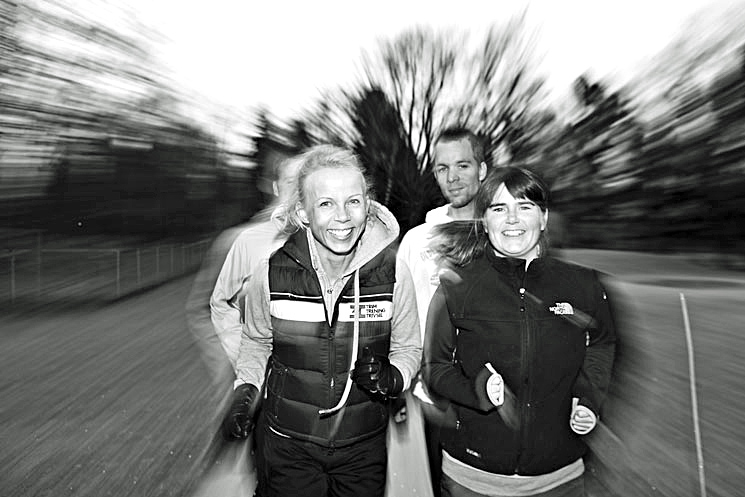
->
[281,230,314,270]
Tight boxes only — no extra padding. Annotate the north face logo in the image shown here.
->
[549,302,574,315]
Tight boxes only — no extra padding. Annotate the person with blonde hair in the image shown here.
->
[223,145,421,497]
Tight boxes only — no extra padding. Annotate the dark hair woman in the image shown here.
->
[422,166,616,497]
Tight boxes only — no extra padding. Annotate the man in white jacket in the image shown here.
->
[185,157,302,497]
[397,127,488,343]
[186,156,302,384]
[396,126,487,497]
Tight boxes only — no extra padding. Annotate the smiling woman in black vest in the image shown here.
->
[222,145,421,497]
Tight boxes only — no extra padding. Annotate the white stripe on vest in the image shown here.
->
[271,300,326,322]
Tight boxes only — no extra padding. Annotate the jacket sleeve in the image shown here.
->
[209,231,255,370]
[422,286,489,411]
[572,272,617,417]
[396,226,435,344]
[185,228,242,384]
[234,259,274,390]
[388,259,423,391]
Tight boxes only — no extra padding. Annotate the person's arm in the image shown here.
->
[185,228,241,384]
[421,286,490,410]
[234,259,274,390]
[210,233,254,370]
[221,259,274,440]
[572,272,617,418]
[387,259,423,391]
[396,226,433,344]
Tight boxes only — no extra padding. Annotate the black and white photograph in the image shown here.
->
[2,1,744,496]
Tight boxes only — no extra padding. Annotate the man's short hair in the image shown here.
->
[435,127,486,165]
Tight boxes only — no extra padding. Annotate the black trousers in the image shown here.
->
[256,419,387,497]
[425,417,443,497]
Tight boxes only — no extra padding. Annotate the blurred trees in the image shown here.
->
[357,16,556,229]
[238,3,745,256]
[263,5,744,254]
[611,2,745,254]
[0,0,259,237]
[4,0,745,256]
[633,55,745,253]
[350,87,436,233]
[445,14,555,168]
[543,76,645,248]
[708,64,745,252]
[294,13,553,232]
[544,38,745,256]
[360,27,457,173]
[249,107,308,206]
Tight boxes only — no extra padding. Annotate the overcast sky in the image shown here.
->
[131,0,726,119]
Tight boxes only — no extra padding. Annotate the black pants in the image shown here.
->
[257,420,387,497]
[424,415,443,497]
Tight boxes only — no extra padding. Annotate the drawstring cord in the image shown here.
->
[318,269,360,416]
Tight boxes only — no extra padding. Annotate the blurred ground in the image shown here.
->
[559,249,745,497]
[1,249,744,497]
[0,274,227,497]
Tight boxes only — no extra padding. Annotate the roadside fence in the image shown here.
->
[1,229,211,304]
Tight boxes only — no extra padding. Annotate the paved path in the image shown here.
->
[0,275,226,497]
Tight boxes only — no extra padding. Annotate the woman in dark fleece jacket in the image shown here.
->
[422,166,616,497]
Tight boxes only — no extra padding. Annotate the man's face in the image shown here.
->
[273,159,301,201]
[297,166,368,261]
[433,138,486,210]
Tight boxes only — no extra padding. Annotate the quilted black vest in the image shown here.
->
[264,232,397,447]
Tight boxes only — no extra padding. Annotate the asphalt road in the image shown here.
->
[0,274,227,497]
[563,250,745,497]
[1,250,744,497]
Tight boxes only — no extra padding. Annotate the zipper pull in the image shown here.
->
[519,287,526,312]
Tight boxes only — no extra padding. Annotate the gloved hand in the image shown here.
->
[474,363,520,430]
[352,346,403,397]
[222,383,260,440]
[570,397,597,435]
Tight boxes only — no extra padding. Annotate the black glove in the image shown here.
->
[222,383,260,440]
[351,346,403,397]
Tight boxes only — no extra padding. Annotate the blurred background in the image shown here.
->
[1,0,744,496]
